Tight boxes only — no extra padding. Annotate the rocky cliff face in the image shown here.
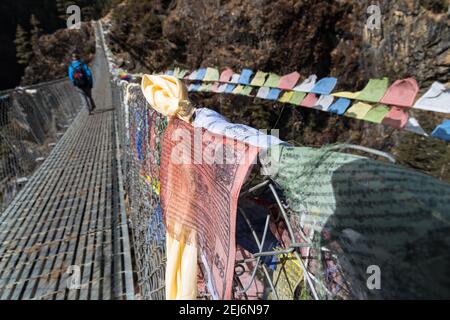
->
[351,0,450,88]
[111,0,449,86]
[108,0,450,180]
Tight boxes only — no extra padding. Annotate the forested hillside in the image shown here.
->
[0,0,119,90]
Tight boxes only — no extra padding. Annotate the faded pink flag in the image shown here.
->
[160,118,259,300]
[380,78,419,108]
[300,93,319,108]
[220,68,234,83]
[211,82,221,93]
[382,107,409,129]
[278,72,301,90]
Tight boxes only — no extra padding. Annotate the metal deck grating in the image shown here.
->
[0,31,134,300]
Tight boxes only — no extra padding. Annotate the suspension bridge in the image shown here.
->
[0,23,134,300]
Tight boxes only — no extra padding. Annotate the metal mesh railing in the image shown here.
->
[112,79,167,300]
[0,81,84,212]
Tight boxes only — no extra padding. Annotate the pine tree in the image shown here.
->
[14,25,31,65]
[30,14,43,51]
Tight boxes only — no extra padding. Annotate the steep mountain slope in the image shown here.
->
[106,0,450,181]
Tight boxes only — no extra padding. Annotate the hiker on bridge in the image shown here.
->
[68,53,96,115]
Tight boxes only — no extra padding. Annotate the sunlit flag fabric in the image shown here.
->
[160,118,260,300]
[289,91,307,105]
[405,117,428,136]
[142,74,192,122]
[165,228,197,300]
[300,93,319,108]
[311,77,337,95]
[431,120,450,142]
[211,82,220,93]
[293,75,317,92]
[216,83,228,93]
[188,70,198,80]
[263,145,450,299]
[232,85,244,95]
[198,83,212,92]
[250,71,268,87]
[241,86,253,96]
[363,104,391,124]
[188,83,200,92]
[279,91,294,103]
[256,87,271,99]
[204,68,220,82]
[220,68,234,83]
[413,82,450,113]
[266,88,282,101]
[314,95,334,111]
[356,77,389,103]
[195,68,207,81]
[238,69,254,85]
[230,73,241,84]
[346,102,373,119]
[329,98,351,115]
[225,84,236,94]
[264,73,282,88]
[178,70,188,79]
[382,107,409,129]
[193,108,284,148]
[278,72,301,90]
[380,78,419,108]
[332,91,360,99]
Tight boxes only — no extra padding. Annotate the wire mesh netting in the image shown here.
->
[0,81,84,212]
[112,80,167,300]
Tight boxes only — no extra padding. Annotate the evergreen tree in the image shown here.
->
[14,25,31,65]
[30,15,43,51]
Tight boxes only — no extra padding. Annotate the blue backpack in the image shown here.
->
[72,63,90,88]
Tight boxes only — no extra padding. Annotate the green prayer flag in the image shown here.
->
[241,86,253,96]
[232,85,244,95]
[198,83,212,92]
[264,73,282,88]
[177,69,188,79]
[203,67,220,82]
[345,102,373,119]
[250,71,268,87]
[356,77,389,103]
[363,104,391,123]
[289,91,307,105]
[279,91,294,103]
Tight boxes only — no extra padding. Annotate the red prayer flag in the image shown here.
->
[160,118,259,299]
